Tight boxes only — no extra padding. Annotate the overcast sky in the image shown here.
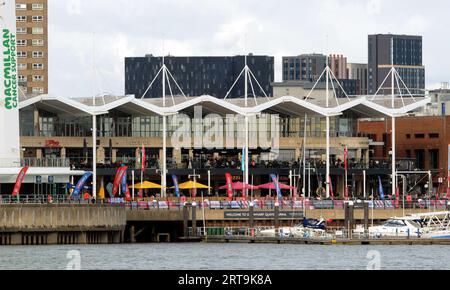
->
[49,0,449,98]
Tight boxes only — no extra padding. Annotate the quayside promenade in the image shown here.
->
[0,196,448,245]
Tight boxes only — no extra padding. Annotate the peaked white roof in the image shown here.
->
[19,94,431,118]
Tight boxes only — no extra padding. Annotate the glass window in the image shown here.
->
[17,39,27,46]
[32,27,44,35]
[33,75,44,82]
[32,39,44,46]
[16,16,27,22]
[17,28,27,34]
[32,87,44,94]
[32,51,44,58]
[32,16,43,22]
[16,4,27,10]
[32,3,44,10]
[33,63,44,70]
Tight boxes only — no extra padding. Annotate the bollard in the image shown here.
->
[183,204,189,237]
[363,201,369,232]
[348,201,354,240]
[192,202,197,237]
[344,202,349,238]
[249,203,255,236]
[274,202,280,238]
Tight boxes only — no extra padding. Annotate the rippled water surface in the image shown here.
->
[0,244,448,270]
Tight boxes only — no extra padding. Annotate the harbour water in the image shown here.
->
[0,243,448,270]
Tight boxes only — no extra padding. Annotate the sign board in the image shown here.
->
[36,176,42,184]
[224,211,303,220]
[0,1,20,167]
[48,176,54,184]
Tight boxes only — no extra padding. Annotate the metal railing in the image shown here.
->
[1,195,447,211]
[22,157,71,168]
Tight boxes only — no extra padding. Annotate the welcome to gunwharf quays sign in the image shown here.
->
[0,0,21,167]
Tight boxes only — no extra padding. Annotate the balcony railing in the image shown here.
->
[0,158,71,168]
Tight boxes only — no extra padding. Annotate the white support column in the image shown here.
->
[363,170,367,199]
[325,66,330,198]
[391,68,396,198]
[92,107,97,200]
[244,56,249,198]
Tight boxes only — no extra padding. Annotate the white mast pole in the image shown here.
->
[303,114,307,198]
[244,55,249,200]
[162,54,167,198]
[92,33,97,200]
[326,59,331,198]
[391,68,396,200]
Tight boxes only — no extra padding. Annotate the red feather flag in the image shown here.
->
[12,167,29,197]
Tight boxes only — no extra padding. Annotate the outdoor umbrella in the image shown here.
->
[176,180,210,189]
[258,182,297,191]
[133,181,164,189]
[218,182,259,190]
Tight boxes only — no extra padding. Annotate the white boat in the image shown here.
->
[369,211,450,239]
[258,219,332,239]
[369,217,423,238]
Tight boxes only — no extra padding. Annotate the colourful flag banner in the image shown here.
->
[270,174,282,201]
[172,175,180,198]
[225,173,233,201]
[141,144,146,172]
[378,176,385,200]
[72,171,93,198]
[112,166,128,197]
[241,147,246,172]
[12,167,29,197]
[121,171,131,201]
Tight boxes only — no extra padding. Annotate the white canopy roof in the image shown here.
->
[19,94,430,118]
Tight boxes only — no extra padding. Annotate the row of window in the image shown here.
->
[17,27,44,35]
[16,15,44,22]
[17,51,45,58]
[17,39,45,46]
[405,133,439,139]
[18,63,44,70]
[16,3,44,10]
[21,87,45,94]
[18,75,45,82]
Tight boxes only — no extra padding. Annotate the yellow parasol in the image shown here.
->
[176,180,210,190]
[133,181,164,189]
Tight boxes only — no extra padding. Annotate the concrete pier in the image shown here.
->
[0,204,126,245]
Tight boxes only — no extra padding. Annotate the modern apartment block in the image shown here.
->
[368,34,425,95]
[347,63,368,95]
[125,54,274,99]
[16,0,48,95]
[329,54,348,79]
[282,54,327,82]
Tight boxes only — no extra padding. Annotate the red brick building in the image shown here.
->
[359,116,449,193]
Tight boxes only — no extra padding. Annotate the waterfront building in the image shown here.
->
[368,34,425,95]
[347,63,368,95]
[6,87,428,199]
[282,54,327,82]
[125,54,274,99]
[358,116,448,194]
[16,0,48,95]
[329,54,348,79]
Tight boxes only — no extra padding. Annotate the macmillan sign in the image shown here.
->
[2,28,18,110]
[0,1,21,167]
